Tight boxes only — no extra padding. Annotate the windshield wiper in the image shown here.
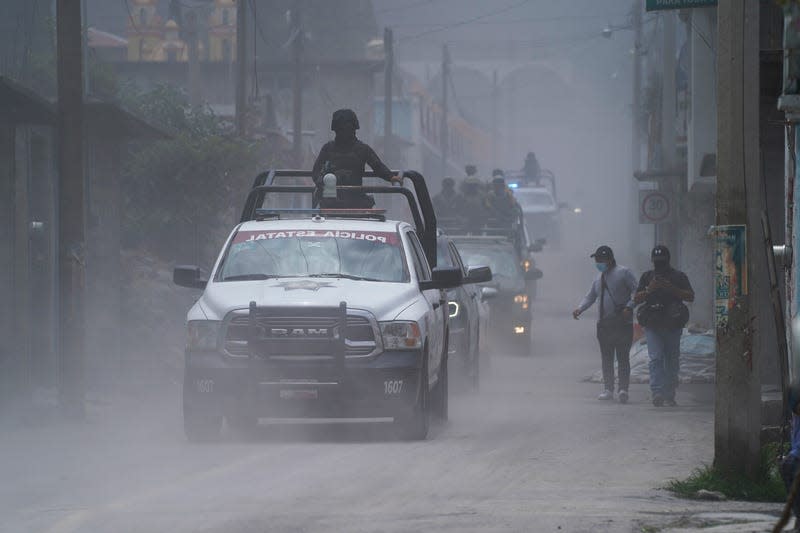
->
[307,273,383,282]
[222,273,276,281]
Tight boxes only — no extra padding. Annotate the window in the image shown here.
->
[406,231,431,282]
[222,9,230,25]
[217,229,408,283]
[140,7,147,25]
[449,242,468,276]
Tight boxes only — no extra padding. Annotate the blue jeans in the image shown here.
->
[645,328,682,400]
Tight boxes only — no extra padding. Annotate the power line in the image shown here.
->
[388,14,627,29]
[375,0,438,15]
[398,0,533,42]
[122,0,142,34]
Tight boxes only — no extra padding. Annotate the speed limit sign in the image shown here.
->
[639,190,672,224]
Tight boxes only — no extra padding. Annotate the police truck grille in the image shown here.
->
[224,314,377,358]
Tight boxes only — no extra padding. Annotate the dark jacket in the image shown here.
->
[432,191,463,219]
[312,137,393,187]
[636,267,693,328]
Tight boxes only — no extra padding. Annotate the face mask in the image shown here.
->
[653,259,669,270]
[595,262,608,273]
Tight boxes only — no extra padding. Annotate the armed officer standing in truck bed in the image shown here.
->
[312,109,402,208]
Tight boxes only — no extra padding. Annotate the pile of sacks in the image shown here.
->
[585,330,715,384]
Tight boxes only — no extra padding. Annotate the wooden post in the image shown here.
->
[440,44,449,179]
[714,0,762,478]
[292,1,304,167]
[235,0,247,136]
[384,27,393,164]
[56,0,86,418]
[186,10,201,107]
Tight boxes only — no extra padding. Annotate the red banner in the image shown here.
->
[233,229,400,245]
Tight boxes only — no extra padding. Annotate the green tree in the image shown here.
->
[120,85,261,264]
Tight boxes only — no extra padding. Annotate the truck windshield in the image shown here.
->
[515,189,555,208]
[218,229,408,283]
[455,245,522,280]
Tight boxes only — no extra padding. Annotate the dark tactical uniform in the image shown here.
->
[485,177,521,227]
[460,179,488,233]
[312,109,394,208]
[432,178,462,221]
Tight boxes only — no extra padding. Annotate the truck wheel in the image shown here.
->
[471,339,480,392]
[516,335,532,357]
[394,352,429,440]
[226,412,257,437]
[432,354,449,421]
[184,404,222,442]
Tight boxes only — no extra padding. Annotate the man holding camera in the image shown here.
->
[573,246,638,403]
[633,245,694,407]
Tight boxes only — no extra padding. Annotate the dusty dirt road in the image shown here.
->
[0,249,774,533]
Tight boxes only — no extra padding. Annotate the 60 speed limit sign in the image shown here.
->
[639,190,672,224]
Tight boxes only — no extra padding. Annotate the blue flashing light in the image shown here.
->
[508,182,519,189]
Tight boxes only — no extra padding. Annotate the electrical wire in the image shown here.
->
[386,14,629,29]
[375,0,438,15]
[398,0,533,42]
[122,0,142,34]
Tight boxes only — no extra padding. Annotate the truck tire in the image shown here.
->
[432,353,448,421]
[471,335,480,392]
[183,404,222,442]
[394,351,429,440]
[226,411,257,437]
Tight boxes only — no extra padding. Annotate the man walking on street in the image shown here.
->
[633,245,694,407]
[573,246,637,403]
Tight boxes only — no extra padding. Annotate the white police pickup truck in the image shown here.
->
[174,170,490,441]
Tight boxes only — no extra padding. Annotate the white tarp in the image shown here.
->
[584,331,716,384]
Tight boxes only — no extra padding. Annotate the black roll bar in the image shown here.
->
[239,169,438,268]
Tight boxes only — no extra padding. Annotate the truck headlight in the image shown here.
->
[380,321,422,350]
[448,301,460,318]
[514,294,529,310]
[187,320,221,350]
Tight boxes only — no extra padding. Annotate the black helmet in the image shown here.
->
[465,164,477,176]
[492,168,504,178]
[331,109,360,132]
[442,177,455,188]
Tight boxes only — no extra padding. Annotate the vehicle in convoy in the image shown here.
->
[437,235,493,390]
[514,186,563,245]
[174,170,484,441]
[450,236,539,356]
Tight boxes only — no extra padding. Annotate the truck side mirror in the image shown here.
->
[174,265,208,289]
[420,267,463,291]
[465,266,492,284]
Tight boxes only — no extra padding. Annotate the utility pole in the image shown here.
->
[292,1,304,167]
[631,0,643,269]
[235,0,247,136]
[715,0,762,479]
[56,0,86,418]
[492,69,498,169]
[384,27,394,165]
[440,43,450,179]
[631,1,642,178]
[186,10,201,106]
[658,11,677,254]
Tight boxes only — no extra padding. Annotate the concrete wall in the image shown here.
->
[0,124,15,410]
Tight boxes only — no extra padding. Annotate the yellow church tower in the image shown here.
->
[208,0,237,62]
[126,0,165,61]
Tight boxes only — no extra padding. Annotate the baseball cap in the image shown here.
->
[651,245,670,260]
[590,245,614,261]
